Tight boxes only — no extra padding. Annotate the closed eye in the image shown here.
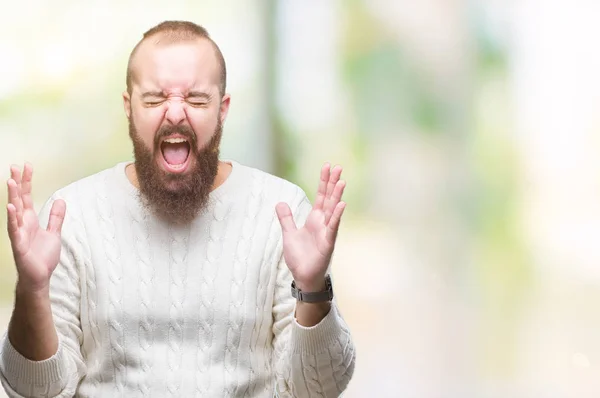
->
[187,100,208,107]
[187,91,211,107]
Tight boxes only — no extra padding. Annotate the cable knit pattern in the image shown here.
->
[71,184,102,395]
[166,224,190,397]
[224,170,263,397]
[0,160,356,398]
[131,203,154,397]
[194,195,231,397]
[247,171,276,398]
[97,173,127,395]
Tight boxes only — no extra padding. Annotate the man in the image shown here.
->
[0,21,355,397]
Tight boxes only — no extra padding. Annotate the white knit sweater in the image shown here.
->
[0,160,355,398]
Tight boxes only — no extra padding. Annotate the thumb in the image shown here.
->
[47,199,66,235]
[275,202,297,233]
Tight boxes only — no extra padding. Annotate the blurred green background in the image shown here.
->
[2,0,600,396]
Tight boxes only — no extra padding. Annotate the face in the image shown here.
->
[123,38,230,224]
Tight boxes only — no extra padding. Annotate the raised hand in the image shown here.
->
[276,163,346,292]
[6,163,66,293]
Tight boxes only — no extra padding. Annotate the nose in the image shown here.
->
[164,99,186,125]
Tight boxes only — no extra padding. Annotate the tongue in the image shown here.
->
[162,143,189,165]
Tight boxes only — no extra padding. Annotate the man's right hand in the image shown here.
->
[6,163,66,294]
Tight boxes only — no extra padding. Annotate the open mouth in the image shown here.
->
[160,136,191,173]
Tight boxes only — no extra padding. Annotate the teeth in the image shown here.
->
[164,137,187,144]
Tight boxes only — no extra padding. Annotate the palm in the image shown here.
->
[14,210,61,283]
[7,164,65,290]
[276,164,346,286]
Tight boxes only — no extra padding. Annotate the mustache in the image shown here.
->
[154,125,198,150]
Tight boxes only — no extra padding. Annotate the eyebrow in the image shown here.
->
[140,91,212,100]
[141,91,165,99]
[187,91,212,100]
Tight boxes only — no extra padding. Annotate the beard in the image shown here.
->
[128,116,222,225]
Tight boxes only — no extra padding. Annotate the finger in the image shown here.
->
[10,165,23,212]
[326,201,346,244]
[325,165,343,199]
[10,165,23,200]
[6,203,20,243]
[7,179,23,227]
[21,163,34,210]
[324,180,346,224]
[275,202,297,233]
[314,163,330,210]
[47,199,66,235]
[10,164,22,186]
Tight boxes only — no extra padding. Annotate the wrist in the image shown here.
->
[16,280,50,299]
[295,300,331,327]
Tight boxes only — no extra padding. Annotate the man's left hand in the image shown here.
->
[276,163,346,293]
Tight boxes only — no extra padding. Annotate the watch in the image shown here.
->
[291,275,334,303]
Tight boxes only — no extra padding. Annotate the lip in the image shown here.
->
[158,134,192,174]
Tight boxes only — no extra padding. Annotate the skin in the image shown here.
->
[5,37,347,362]
[123,38,232,191]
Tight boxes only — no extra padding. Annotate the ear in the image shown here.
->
[122,91,131,119]
[219,93,231,125]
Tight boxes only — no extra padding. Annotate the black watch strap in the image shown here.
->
[291,275,334,303]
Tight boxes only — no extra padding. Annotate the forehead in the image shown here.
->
[132,39,219,93]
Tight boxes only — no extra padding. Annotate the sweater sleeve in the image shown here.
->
[0,194,87,398]
[272,194,356,398]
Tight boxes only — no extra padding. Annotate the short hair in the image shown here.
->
[126,20,227,96]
